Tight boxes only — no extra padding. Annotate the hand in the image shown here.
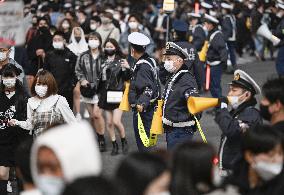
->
[81,80,89,87]
[36,49,45,57]
[121,59,130,69]
[8,119,17,126]
[136,104,144,112]
[217,96,228,109]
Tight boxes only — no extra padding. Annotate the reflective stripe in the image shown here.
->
[219,136,227,170]
[162,118,195,127]
[207,61,221,66]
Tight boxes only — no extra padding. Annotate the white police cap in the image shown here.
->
[128,32,150,46]
[204,14,219,24]
[201,2,213,9]
[221,2,233,10]
[231,69,261,95]
[188,12,201,18]
[278,2,284,9]
[164,42,190,60]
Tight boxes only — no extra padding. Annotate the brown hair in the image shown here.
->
[31,70,58,97]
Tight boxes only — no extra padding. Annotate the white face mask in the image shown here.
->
[53,41,64,50]
[147,192,171,195]
[0,52,7,61]
[88,40,100,49]
[62,22,70,29]
[90,24,97,30]
[128,21,139,29]
[252,161,283,181]
[37,175,65,195]
[2,78,16,88]
[164,60,176,73]
[228,92,247,109]
[35,85,48,98]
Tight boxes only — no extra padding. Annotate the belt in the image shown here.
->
[207,61,221,66]
[162,118,195,128]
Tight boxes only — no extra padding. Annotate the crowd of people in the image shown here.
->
[0,0,284,194]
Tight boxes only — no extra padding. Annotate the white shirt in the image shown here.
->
[16,94,76,131]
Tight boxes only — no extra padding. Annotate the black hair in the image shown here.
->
[131,44,146,53]
[170,141,216,195]
[262,76,284,105]
[15,139,34,184]
[62,176,121,195]
[91,15,101,24]
[128,13,142,24]
[104,38,125,58]
[115,152,167,195]
[0,64,29,120]
[53,31,65,39]
[242,124,282,154]
[88,32,103,51]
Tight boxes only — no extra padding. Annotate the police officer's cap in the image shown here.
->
[163,42,189,60]
[221,2,233,10]
[188,13,201,18]
[173,20,189,32]
[203,14,219,24]
[201,1,213,9]
[128,32,150,46]
[230,69,261,95]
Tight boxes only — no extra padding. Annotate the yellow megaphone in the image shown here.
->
[119,81,131,112]
[198,41,209,62]
[187,96,232,114]
[150,100,164,135]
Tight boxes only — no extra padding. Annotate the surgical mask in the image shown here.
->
[259,104,272,121]
[248,3,254,9]
[101,17,111,24]
[228,93,247,109]
[0,52,7,61]
[74,36,81,43]
[88,40,100,49]
[104,48,116,56]
[90,24,97,30]
[128,21,138,29]
[35,85,48,98]
[203,26,209,36]
[2,78,16,88]
[37,175,65,195]
[53,41,64,50]
[147,192,171,195]
[164,61,176,73]
[62,22,70,29]
[252,161,283,181]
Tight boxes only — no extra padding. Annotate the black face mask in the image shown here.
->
[104,49,116,56]
[75,37,81,43]
[38,26,49,33]
[259,104,272,121]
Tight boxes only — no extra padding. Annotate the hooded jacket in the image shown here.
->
[31,121,102,184]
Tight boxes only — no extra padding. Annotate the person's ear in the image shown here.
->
[244,151,254,165]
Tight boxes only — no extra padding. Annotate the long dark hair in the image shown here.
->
[103,38,125,59]
[0,64,29,120]
[170,141,216,195]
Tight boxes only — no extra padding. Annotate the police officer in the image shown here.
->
[162,42,200,150]
[188,13,206,53]
[204,14,228,100]
[128,32,160,152]
[215,69,262,175]
[221,2,237,73]
[169,20,201,90]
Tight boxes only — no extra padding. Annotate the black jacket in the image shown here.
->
[215,98,262,170]
[128,53,160,110]
[162,64,199,125]
[192,24,206,52]
[43,48,77,93]
[226,160,284,195]
[251,9,263,35]
[221,15,236,41]
[102,57,131,91]
[207,28,228,65]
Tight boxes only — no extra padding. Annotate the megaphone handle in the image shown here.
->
[205,65,210,91]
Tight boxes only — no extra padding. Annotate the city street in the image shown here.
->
[100,55,278,177]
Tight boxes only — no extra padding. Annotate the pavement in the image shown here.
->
[99,53,278,177]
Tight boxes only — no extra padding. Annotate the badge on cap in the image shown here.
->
[234,73,240,81]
